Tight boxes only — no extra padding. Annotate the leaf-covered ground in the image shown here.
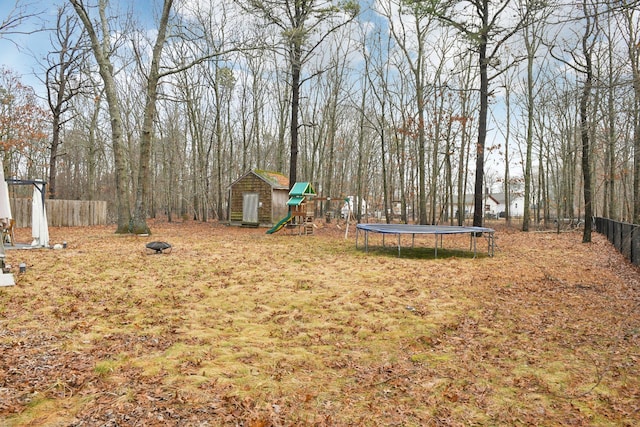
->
[0,219,639,426]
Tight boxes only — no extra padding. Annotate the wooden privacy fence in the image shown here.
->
[595,217,640,267]
[10,198,108,228]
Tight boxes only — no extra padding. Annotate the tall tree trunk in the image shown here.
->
[522,34,535,231]
[49,109,61,199]
[71,0,130,233]
[46,5,85,200]
[472,0,489,228]
[456,99,469,226]
[289,41,301,189]
[624,5,640,223]
[324,65,342,217]
[605,12,617,219]
[580,0,594,243]
[444,118,454,225]
[214,71,225,220]
[503,84,511,225]
[356,94,364,221]
[416,72,427,224]
[131,0,173,235]
[430,96,443,224]
[86,95,101,201]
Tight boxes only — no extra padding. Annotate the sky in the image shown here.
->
[0,0,159,97]
[0,0,54,95]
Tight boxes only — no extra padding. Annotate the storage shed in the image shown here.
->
[228,170,289,227]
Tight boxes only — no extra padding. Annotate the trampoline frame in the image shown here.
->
[355,223,495,258]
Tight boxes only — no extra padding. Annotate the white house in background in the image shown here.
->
[451,191,524,219]
[451,194,500,219]
[491,192,525,218]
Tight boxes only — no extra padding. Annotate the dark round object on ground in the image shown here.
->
[145,241,172,254]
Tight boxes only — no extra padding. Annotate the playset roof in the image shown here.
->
[289,182,316,197]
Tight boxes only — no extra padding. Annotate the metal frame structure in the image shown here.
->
[6,178,47,210]
[3,178,49,248]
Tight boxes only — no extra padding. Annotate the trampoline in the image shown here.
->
[355,223,495,258]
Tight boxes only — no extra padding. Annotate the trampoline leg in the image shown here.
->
[434,234,438,259]
[473,234,477,258]
[488,232,495,257]
[397,234,401,257]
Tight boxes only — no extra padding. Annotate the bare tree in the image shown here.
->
[45,4,89,199]
[516,0,554,230]
[499,71,514,225]
[237,0,359,188]
[360,25,392,223]
[181,0,237,221]
[72,0,230,233]
[599,8,624,220]
[427,0,535,227]
[450,49,477,226]
[0,0,43,38]
[379,0,436,224]
[547,1,635,241]
[617,2,640,223]
[577,0,597,242]
[128,0,175,234]
[70,0,132,233]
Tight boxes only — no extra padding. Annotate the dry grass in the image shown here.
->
[0,219,639,426]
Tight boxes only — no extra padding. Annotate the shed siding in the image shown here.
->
[272,190,289,221]
[230,174,267,223]
[229,170,290,226]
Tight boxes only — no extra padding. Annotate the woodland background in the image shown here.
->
[1,0,640,235]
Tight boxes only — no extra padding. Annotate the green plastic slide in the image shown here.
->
[266,212,292,234]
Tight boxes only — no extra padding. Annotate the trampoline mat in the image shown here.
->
[356,223,494,235]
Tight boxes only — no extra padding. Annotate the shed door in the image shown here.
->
[242,193,259,223]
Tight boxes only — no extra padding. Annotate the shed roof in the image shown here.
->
[254,170,289,189]
[289,182,316,197]
[229,169,289,190]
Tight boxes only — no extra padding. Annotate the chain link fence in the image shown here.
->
[594,217,640,267]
